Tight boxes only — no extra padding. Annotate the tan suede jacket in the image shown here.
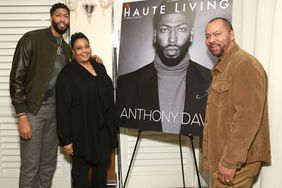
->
[202,43,271,172]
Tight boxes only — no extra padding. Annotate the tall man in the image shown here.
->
[117,0,211,135]
[202,17,271,187]
[9,3,72,188]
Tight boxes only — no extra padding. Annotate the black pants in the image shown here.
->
[71,153,111,188]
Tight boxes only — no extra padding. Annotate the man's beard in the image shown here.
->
[209,44,225,57]
[209,39,230,58]
[52,20,69,35]
[155,40,190,67]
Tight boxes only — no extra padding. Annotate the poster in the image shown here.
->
[116,0,232,135]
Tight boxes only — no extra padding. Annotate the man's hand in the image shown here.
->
[215,163,236,186]
[63,143,73,155]
[91,54,103,64]
[18,116,32,140]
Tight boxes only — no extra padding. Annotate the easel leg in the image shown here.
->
[123,129,142,188]
[117,128,123,188]
[113,47,123,188]
[179,134,186,188]
[188,135,202,188]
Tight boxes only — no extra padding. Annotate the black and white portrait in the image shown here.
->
[116,0,232,135]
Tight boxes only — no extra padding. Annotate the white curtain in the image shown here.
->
[233,0,282,187]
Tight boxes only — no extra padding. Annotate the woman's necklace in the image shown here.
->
[57,38,63,55]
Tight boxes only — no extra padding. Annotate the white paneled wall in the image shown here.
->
[233,1,282,188]
[119,130,197,188]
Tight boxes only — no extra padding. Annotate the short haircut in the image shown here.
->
[70,32,89,48]
[153,0,195,28]
[50,3,70,16]
[208,17,233,31]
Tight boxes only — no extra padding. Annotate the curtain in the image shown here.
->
[233,0,282,187]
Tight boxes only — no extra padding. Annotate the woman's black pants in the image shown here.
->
[71,151,111,188]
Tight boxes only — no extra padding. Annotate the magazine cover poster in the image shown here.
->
[116,0,233,136]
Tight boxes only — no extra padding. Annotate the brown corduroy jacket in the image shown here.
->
[202,43,271,172]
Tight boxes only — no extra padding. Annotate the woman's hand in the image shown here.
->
[63,143,73,155]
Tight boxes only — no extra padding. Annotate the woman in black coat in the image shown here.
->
[56,32,116,188]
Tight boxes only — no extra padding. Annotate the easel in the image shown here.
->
[113,47,124,188]
[188,134,202,188]
[123,129,142,187]
[113,47,202,188]
[122,130,202,188]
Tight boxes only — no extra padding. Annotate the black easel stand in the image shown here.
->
[117,128,123,188]
[188,134,202,188]
[112,47,124,188]
[179,135,186,188]
[123,129,142,188]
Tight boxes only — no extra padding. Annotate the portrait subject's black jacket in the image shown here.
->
[116,60,211,136]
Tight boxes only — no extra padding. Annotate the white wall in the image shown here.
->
[69,0,113,78]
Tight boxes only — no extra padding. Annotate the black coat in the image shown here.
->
[116,60,211,136]
[56,59,116,163]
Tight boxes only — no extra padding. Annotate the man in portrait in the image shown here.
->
[116,0,211,135]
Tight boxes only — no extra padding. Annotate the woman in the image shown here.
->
[56,32,116,188]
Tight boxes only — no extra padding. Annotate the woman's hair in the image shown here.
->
[70,32,90,48]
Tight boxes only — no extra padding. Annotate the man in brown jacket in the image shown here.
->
[202,17,271,187]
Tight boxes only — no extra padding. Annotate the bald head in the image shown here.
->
[208,17,233,32]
